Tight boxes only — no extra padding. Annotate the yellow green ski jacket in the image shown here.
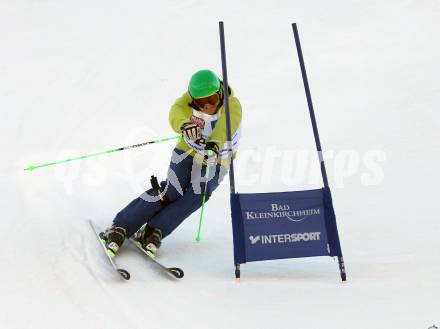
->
[169,86,242,167]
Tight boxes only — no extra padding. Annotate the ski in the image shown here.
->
[129,238,184,279]
[88,219,130,280]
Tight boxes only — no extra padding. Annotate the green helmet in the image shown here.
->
[188,70,220,99]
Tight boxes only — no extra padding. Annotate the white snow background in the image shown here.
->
[1,0,439,328]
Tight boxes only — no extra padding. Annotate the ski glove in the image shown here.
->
[181,122,202,141]
[203,142,219,166]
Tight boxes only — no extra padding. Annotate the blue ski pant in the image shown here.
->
[113,148,227,238]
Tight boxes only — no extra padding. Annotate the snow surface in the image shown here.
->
[1,0,440,328]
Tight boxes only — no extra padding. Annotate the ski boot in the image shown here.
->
[133,225,162,258]
[100,225,127,257]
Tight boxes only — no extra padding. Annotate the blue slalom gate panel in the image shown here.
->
[231,187,342,265]
[219,21,346,280]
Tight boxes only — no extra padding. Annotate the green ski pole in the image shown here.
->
[24,135,181,172]
[195,151,214,243]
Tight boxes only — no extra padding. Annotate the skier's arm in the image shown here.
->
[207,97,242,147]
[169,93,193,133]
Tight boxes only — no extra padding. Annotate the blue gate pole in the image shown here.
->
[292,23,329,188]
[219,21,236,193]
[219,21,240,278]
[292,23,346,281]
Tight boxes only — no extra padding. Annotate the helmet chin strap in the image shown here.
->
[215,85,224,112]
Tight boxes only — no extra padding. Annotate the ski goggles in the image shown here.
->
[193,92,220,109]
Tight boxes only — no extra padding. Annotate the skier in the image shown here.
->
[101,69,242,257]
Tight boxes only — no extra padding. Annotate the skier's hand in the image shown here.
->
[203,142,219,166]
[181,122,202,141]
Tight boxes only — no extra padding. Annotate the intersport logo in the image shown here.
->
[245,203,320,222]
[249,232,321,245]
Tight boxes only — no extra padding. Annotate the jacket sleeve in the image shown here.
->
[169,93,193,133]
[207,96,242,148]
